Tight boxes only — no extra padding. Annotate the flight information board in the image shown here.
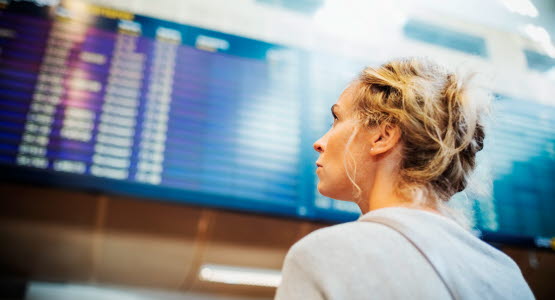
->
[0,0,554,245]
[0,1,307,216]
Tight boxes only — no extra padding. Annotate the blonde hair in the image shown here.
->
[348,57,490,218]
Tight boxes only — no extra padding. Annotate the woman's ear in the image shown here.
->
[369,123,401,155]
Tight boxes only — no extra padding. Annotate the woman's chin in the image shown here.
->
[317,182,354,202]
[317,183,340,200]
[316,182,330,198]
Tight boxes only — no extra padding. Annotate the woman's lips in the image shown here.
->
[316,162,323,168]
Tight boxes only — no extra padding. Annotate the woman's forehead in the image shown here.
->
[336,82,359,109]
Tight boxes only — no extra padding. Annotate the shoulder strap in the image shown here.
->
[361,215,457,300]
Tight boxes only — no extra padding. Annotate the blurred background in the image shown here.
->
[0,0,554,299]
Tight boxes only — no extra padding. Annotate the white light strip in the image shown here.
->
[199,264,282,287]
[498,0,538,17]
[521,24,555,58]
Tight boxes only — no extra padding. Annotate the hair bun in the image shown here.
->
[355,57,491,203]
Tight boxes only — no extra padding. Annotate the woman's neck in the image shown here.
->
[356,153,439,215]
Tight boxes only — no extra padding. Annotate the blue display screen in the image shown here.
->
[1,1,554,245]
[0,1,313,219]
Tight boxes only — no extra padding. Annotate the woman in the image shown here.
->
[275,58,534,299]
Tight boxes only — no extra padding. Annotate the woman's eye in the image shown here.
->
[330,116,338,127]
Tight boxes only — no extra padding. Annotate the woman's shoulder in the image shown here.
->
[279,218,448,298]
[286,220,411,263]
[297,220,398,243]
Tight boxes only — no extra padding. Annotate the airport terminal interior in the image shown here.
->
[0,0,554,299]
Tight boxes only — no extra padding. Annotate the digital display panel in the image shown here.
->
[0,1,553,245]
[0,1,306,217]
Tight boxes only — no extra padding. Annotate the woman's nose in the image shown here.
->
[313,138,324,153]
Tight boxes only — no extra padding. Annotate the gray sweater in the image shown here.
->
[275,207,534,300]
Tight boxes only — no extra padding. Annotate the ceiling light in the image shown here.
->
[498,0,539,17]
[521,24,555,58]
[313,0,406,43]
[199,264,281,287]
